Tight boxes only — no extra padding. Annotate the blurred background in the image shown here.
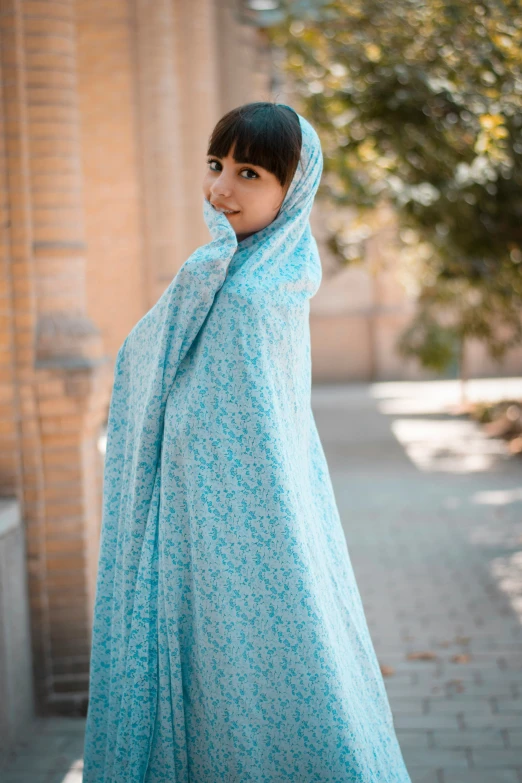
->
[0,0,521,781]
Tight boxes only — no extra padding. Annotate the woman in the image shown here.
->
[83,102,412,782]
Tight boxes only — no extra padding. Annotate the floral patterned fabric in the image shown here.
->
[83,109,411,782]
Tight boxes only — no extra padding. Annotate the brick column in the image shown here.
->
[0,0,111,713]
[172,0,273,260]
[133,0,187,306]
[215,0,272,113]
[173,0,221,258]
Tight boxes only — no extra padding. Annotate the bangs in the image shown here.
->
[207,102,302,192]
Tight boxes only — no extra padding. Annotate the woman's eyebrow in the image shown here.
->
[208,154,261,168]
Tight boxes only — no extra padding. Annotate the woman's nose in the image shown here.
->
[211,173,233,198]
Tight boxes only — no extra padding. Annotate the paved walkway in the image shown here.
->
[2,379,521,782]
[314,379,522,783]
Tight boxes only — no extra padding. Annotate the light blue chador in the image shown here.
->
[83,110,411,783]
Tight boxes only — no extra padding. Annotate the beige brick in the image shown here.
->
[46,571,86,589]
[13,310,34,329]
[42,449,79,468]
[44,518,83,537]
[36,379,66,397]
[24,14,75,36]
[45,537,84,555]
[0,367,16,383]
[43,480,82,501]
[24,2,74,19]
[45,500,84,518]
[41,433,79,448]
[0,418,17,435]
[24,30,74,57]
[40,415,82,434]
[46,554,85,572]
[44,467,82,483]
[38,397,80,416]
[0,384,16,404]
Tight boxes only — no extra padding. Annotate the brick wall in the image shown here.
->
[0,0,274,715]
[0,0,112,714]
[1,0,520,716]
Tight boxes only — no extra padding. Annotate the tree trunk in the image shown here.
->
[459,337,467,408]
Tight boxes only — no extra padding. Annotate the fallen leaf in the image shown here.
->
[450,653,472,663]
[406,651,438,661]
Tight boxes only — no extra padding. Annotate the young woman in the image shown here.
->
[83,102,412,782]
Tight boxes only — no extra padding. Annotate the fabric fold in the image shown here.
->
[83,110,412,783]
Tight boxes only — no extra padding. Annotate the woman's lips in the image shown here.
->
[211,203,240,215]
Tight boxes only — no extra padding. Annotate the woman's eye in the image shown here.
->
[207,159,258,180]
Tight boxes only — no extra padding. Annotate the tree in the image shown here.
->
[267,0,522,396]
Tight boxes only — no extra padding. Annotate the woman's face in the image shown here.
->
[203,142,288,242]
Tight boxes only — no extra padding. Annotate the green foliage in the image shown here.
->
[268,0,522,374]
[397,312,459,373]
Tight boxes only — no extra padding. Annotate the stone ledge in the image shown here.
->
[0,498,20,539]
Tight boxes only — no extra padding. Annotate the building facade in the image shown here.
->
[0,0,275,716]
[1,0,520,719]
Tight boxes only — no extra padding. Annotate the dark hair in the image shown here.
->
[207,102,302,193]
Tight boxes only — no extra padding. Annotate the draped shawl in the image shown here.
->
[83,110,411,783]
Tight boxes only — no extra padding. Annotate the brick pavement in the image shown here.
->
[313,381,522,783]
[2,380,521,782]
[1,717,85,782]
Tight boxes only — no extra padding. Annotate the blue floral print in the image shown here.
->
[83,109,412,782]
